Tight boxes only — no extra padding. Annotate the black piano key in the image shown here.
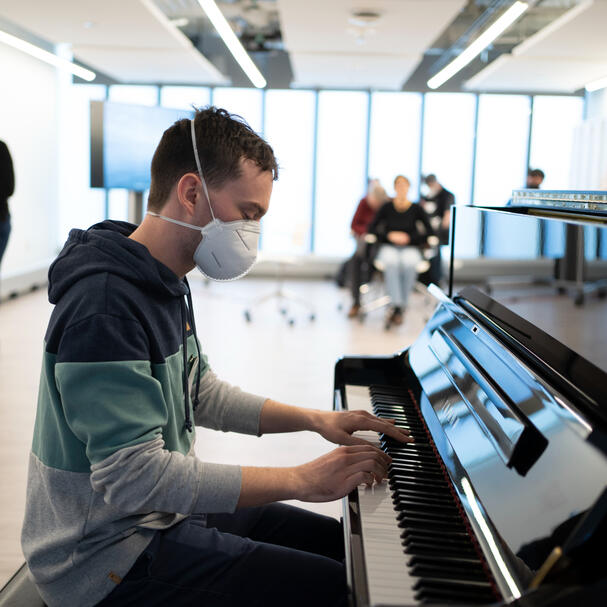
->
[408,554,483,567]
[395,500,459,516]
[398,497,459,516]
[389,466,444,478]
[392,502,463,521]
[389,452,438,464]
[392,490,454,506]
[413,576,493,592]
[388,469,450,492]
[415,586,495,604]
[402,532,471,547]
[390,471,450,485]
[408,558,486,579]
[389,465,444,478]
[401,526,470,540]
[410,564,487,581]
[390,471,449,485]
[404,540,477,557]
[397,515,467,532]
[390,480,452,496]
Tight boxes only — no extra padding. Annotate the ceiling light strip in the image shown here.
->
[0,29,95,81]
[427,1,530,90]
[196,0,266,89]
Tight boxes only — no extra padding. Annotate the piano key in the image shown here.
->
[401,528,470,541]
[344,384,500,606]
[404,542,476,558]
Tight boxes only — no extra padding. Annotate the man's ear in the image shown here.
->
[176,173,200,217]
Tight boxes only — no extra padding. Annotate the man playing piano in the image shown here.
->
[21,107,412,607]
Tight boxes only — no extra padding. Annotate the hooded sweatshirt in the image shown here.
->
[21,220,267,607]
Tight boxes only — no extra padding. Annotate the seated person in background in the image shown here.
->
[368,175,434,328]
[420,174,455,286]
[526,168,545,189]
[347,180,388,318]
[421,174,454,245]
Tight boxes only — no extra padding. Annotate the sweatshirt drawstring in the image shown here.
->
[184,278,202,411]
[179,297,193,433]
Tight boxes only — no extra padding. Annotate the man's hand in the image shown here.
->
[313,410,413,448]
[238,444,393,507]
[293,444,392,502]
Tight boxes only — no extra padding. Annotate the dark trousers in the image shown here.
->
[98,504,347,607]
[350,237,373,306]
[0,218,10,266]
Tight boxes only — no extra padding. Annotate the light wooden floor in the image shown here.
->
[0,276,430,587]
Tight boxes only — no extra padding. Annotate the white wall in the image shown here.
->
[0,42,60,296]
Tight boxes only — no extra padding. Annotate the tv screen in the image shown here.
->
[90,100,194,191]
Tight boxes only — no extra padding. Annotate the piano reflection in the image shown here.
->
[335,191,607,606]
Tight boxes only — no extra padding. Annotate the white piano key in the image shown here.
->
[346,386,419,606]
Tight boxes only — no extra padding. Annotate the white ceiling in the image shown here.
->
[465,0,607,93]
[279,0,466,89]
[0,0,226,84]
[0,0,606,92]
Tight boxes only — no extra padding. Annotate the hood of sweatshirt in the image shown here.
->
[48,220,200,432]
[48,220,188,304]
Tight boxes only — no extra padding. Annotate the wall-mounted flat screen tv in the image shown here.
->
[90,100,194,191]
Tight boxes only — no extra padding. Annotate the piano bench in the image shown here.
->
[0,563,46,607]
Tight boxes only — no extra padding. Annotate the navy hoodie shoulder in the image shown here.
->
[45,220,189,365]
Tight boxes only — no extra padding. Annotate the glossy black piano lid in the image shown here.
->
[448,204,607,432]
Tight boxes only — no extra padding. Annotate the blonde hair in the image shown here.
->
[368,183,388,203]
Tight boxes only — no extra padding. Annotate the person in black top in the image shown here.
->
[420,174,455,286]
[367,175,434,328]
[421,174,454,245]
[0,140,15,272]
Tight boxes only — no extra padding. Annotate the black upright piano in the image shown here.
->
[335,191,607,607]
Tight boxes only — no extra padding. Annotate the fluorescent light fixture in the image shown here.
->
[196,0,266,88]
[0,29,96,81]
[586,75,607,93]
[427,1,529,90]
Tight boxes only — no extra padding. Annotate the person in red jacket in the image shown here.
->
[347,180,388,318]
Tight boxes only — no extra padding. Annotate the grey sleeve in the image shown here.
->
[194,368,267,435]
[90,437,242,515]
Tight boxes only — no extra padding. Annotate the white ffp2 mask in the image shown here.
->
[148,119,261,281]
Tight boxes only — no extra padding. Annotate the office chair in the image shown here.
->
[243,256,316,326]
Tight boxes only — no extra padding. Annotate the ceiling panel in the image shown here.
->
[0,0,225,83]
[291,53,420,90]
[466,0,607,93]
[74,46,224,84]
[278,0,466,88]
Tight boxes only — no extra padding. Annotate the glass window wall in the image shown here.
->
[422,93,476,205]
[212,87,263,134]
[368,92,422,198]
[160,86,211,110]
[262,90,316,254]
[529,96,584,190]
[313,91,369,257]
[474,94,531,206]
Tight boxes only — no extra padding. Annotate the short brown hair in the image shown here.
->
[148,106,278,211]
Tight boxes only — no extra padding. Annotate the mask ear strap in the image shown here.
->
[190,118,215,221]
[147,211,203,232]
